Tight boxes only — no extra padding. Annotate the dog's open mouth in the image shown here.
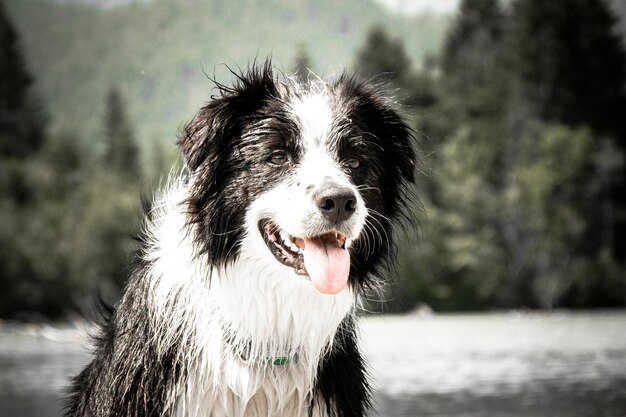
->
[259,219,350,294]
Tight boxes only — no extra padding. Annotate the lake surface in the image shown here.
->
[1,311,625,417]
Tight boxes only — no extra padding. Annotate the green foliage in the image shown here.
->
[352,24,439,134]
[0,132,84,316]
[0,2,51,315]
[4,0,449,147]
[0,129,144,317]
[354,25,412,81]
[0,6,145,317]
[504,123,594,308]
[510,0,626,138]
[67,168,142,291]
[0,2,31,116]
[392,0,626,311]
[0,1,45,180]
[2,0,626,316]
[399,121,599,310]
[508,0,626,264]
[440,0,508,122]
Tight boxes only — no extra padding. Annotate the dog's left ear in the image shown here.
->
[336,77,416,220]
[178,63,278,172]
[341,78,415,187]
[177,63,278,266]
[337,78,416,186]
[369,101,416,185]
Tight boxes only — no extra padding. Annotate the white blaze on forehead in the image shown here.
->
[289,92,334,150]
[287,89,357,200]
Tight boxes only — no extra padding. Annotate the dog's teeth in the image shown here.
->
[285,234,296,251]
[279,230,290,243]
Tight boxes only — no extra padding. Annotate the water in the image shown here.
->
[1,311,625,417]
[360,312,626,417]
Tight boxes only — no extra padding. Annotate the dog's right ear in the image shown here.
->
[178,62,278,172]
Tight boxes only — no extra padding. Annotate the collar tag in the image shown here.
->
[263,351,300,366]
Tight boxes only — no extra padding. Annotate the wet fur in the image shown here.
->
[65,62,415,417]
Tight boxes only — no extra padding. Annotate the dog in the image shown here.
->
[66,61,415,417]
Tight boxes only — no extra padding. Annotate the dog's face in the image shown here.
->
[179,63,415,295]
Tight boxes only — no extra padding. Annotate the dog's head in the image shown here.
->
[179,62,415,295]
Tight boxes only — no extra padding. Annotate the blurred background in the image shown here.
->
[1,0,626,416]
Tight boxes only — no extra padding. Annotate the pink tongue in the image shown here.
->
[302,236,350,294]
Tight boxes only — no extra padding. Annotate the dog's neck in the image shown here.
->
[211,253,354,362]
[143,178,353,352]
[139,178,356,416]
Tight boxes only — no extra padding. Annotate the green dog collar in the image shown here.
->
[264,352,300,366]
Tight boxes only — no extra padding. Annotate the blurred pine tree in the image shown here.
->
[0,2,45,197]
[509,0,626,266]
[354,25,412,82]
[393,0,626,310]
[440,0,508,122]
[0,9,144,317]
[0,3,49,317]
[103,87,141,180]
[510,0,626,137]
[292,43,314,82]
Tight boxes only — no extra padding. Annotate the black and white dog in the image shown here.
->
[66,62,415,417]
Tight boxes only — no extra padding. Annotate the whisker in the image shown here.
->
[355,184,381,193]
[366,215,390,250]
[367,208,393,225]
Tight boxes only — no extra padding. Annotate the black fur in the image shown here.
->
[66,61,415,417]
[65,272,185,417]
[312,317,371,417]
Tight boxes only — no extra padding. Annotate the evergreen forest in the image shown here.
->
[1,0,625,318]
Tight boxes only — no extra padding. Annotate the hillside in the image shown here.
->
[5,0,450,148]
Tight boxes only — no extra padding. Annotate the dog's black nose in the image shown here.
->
[315,187,357,223]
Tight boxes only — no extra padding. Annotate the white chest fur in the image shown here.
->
[174,267,354,417]
[142,181,355,417]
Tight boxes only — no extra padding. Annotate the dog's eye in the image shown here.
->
[269,151,288,166]
[346,157,362,170]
